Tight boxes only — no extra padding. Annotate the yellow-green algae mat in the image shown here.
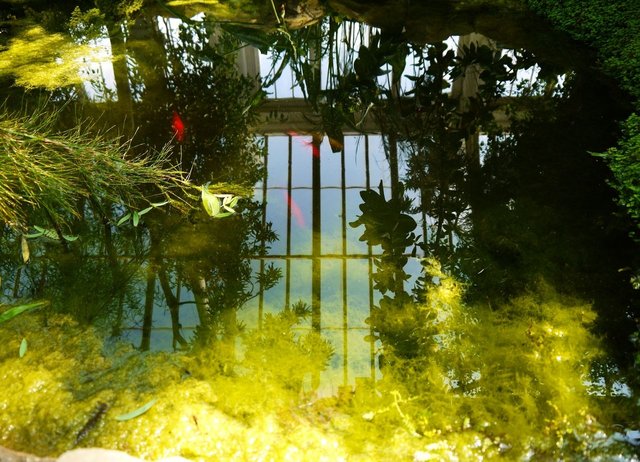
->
[0,274,635,460]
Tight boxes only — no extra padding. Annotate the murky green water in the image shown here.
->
[1,2,639,460]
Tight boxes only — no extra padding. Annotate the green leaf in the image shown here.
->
[116,213,131,226]
[132,211,140,227]
[150,201,170,208]
[115,399,157,421]
[213,211,233,218]
[33,226,59,240]
[23,231,44,239]
[19,338,27,358]
[62,234,79,242]
[0,301,47,324]
[138,206,153,216]
[21,235,30,263]
[201,187,221,217]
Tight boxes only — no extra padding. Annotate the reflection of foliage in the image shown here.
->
[350,181,416,295]
[0,104,191,230]
[311,28,408,142]
[350,181,422,358]
[0,26,92,89]
[148,19,265,186]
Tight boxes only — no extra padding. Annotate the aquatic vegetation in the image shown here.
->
[18,338,27,358]
[0,103,193,229]
[115,201,171,227]
[0,300,48,324]
[0,1,639,460]
[115,400,157,422]
[0,267,636,460]
[0,26,93,90]
[200,185,240,219]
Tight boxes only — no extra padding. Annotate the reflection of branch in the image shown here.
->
[190,273,211,326]
[158,264,188,349]
[140,264,156,351]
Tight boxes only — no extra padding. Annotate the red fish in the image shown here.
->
[287,131,319,158]
[282,191,305,228]
[172,111,185,142]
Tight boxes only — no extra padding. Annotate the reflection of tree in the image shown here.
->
[123,18,278,349]
[0,12,279,353]
[350,182,421,359]
[476,73,639,362]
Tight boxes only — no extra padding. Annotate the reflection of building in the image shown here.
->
[72,17,553,395]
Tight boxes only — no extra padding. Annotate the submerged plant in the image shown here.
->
[0,103,194,230]
[0,301,48,324]
[0,26,91,90]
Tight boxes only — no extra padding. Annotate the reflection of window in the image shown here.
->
[248,133,423,393]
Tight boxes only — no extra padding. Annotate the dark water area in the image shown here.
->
[1,2,640,460]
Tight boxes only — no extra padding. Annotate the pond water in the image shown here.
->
[1,2,640,460]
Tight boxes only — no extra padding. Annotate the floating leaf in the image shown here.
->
[220,195,238,213]
[21,235,30,263]
[115,399,157,421]
[201,186,221,217]
[132,211,140,227]
[19,338,27,358]
[116,213,131,226]
[0,301,47,324]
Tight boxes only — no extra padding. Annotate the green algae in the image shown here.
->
[0,25,97,90]
[0,264,636,461]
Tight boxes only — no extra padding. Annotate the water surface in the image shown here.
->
[0,2,639,460]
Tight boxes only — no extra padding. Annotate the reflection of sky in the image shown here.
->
[80,29,117,101]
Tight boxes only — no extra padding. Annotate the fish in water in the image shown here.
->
[172,111,185,142]
[287,131,344,155]
[282,191,305,228]
[75,402,108,445]
[287,131,321,158]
